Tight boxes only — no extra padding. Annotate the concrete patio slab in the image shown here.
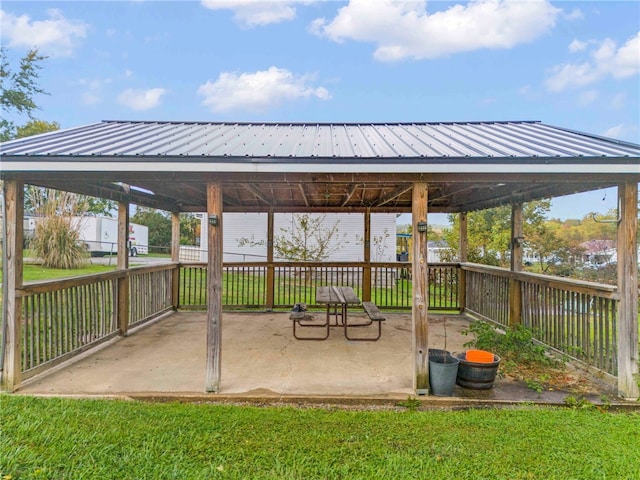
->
[17,311,621,407]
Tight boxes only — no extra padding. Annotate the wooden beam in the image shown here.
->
[616,181,639,400]
[363,208,371,302]
[171,212,180,310]
[1,180,24,392]
[298,184,309,207]
[509,202,523,327]
[117,201,130,336]
[206,182,223,393]
[412,183,429,395]
[341,183,359,207]
[458,212,468,312]
[241,183,271,205]
[266,210,275,310]
[375,185,413,207]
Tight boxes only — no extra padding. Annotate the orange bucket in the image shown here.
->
[465,349,495,363]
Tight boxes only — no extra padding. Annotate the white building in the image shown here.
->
[182,212,397,263]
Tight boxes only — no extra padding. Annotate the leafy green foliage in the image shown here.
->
[463,321,558,367]
[0,48,48,142]
[238,214,349,261]
[274,214,348,261]
[132,207,171,253]
[396,396,421,411]
[180,212,200,245]
[563,395,597,410]
[85,197,117,217]
[15,119,59,138]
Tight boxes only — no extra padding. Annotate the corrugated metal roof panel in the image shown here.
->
[1,120,639,160]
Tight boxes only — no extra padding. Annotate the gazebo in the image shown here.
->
[1,120,638,398]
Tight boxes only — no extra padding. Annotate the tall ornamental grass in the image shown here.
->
[28,187,88,269]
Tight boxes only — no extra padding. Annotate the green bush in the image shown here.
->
[463,321,558,367]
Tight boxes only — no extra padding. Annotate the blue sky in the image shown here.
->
[1,1,638,221]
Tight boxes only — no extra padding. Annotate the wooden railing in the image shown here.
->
[18,271,120,378]
[129,265,175,327]
[17,265,177,377]
[462,263,619,376]
[463,265,511,327]
[177,262,460,311]
[12,260,622,380]
[519,274,618,376]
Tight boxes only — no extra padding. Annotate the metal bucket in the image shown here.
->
[428,348,450,356]
[429,354,460,396]
[455,353,501,390]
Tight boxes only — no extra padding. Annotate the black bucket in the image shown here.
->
[455,352,501,390]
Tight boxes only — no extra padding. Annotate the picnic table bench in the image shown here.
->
[290,288,385,341]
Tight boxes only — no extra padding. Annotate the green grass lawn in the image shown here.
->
[23,263,116,282]
[1,396,638,480]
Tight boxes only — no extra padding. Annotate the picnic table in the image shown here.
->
[290,286,385,341]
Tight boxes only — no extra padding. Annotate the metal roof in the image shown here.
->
[1,120,638,214]
[2,120,639,161]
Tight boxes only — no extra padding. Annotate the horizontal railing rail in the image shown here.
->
[17,264,177,377]
[19,274,119,378]
[12,260,623,381]
[177,262,460,311]
[461,263,619,376]
[129,264,176,328]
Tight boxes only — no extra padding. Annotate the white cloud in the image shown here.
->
[546,32,640,91]
[198,66,330,112]
[117,88,167,111]
[311,0,560,61]
[201,0,308,27]
[0,8,88,57]
[601,124,637,141]
[563,8,583,21]
[73,77,112,106]
[568,39,587,53]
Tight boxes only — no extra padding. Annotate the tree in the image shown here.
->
[180,213,201,246]
[15,119,60,138]
[443,200,556,268]
[237,213,349,261]
[0,48,47,141]
[131,207,171,253]
[273,214,348,261]
[444,205,513,266]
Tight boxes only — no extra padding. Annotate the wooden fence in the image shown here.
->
[177,262,460,311]
[462,263,619,376]
[11,261,622,380]
[18,265,176,378]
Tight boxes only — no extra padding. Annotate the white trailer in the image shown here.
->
[73,216,148,257]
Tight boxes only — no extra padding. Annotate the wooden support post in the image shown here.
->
[171,212,180,310]
[1,180,24,392]
[509,202,523,327]
[206,183,223,393]
[616,182,639,400]
[412,183,429,395]
[117,201,130,336]
[266,210,275,310]
[363,208,372,302]
[458,212,468,312]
